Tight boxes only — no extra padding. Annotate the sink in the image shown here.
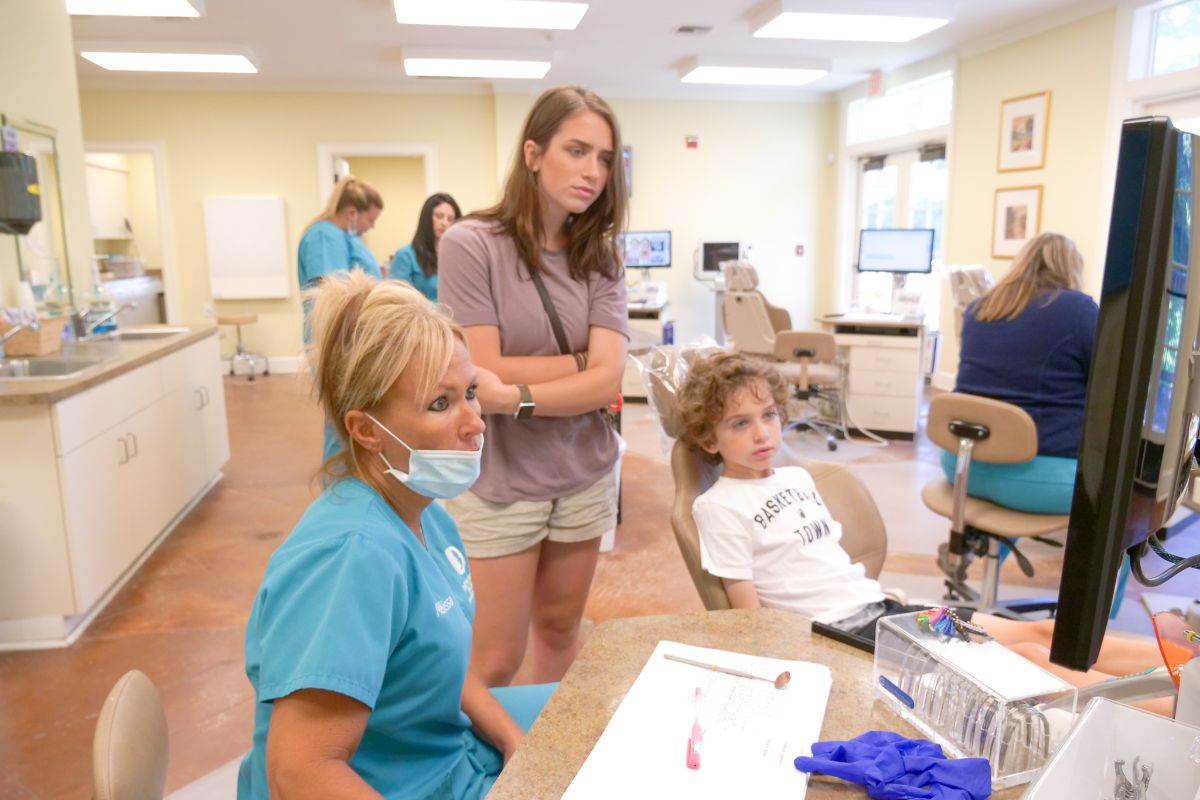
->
[83,326,190,342]
[0,356,105,380]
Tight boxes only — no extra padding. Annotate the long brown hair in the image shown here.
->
[307,175,383,231]
[474,85,627,281]
[974,232,1084,322]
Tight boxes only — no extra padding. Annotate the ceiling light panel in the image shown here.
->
[403,58,551,79]
[393,0,587,30]
[755,11,948,42]
[80,52,257,73]
[681,65,827,87]
[67,0,204,16]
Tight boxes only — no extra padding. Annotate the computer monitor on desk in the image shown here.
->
[1050,116,1200,672]
[694,241,741,285]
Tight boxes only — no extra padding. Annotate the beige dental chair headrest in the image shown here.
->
[723,262,759,291]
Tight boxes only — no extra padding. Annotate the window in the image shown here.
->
[855,148,947,317]
[1152,0,1200,76]
[846,71,953,146]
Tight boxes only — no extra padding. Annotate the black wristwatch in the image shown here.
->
[514,384,535,420]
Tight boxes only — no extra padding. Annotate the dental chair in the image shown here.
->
[721,262,847,450]
[644,344,887,610]
[921,392,1070,618]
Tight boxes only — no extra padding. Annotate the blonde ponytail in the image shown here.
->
[307,175,384,231]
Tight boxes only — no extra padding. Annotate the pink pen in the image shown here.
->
[686,687,702,770]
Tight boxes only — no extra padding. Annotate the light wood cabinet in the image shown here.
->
[820,315,926,437]
[0,332,229,647]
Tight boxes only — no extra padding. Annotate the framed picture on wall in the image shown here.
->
[997,91,1051,172]
[992,185,1043,258]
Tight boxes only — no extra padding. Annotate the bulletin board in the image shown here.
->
[203,195,290,299]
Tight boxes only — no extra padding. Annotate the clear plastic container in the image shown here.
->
[1021,697,1200,799]
[873,612,1078,789]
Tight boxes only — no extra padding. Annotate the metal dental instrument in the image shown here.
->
[663,653,792,689]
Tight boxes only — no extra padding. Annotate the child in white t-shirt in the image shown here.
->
[677,351,1169,700]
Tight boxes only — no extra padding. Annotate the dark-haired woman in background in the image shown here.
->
[390,193,462,302]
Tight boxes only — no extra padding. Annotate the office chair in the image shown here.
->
[93,669,169,800]
[643,344,888,610]
[921,393,1069,619]
[720,262,847,450]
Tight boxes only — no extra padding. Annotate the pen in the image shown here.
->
[686,687,702,770]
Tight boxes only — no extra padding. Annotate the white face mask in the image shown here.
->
[364,412,482,499]
[346,211,359,237]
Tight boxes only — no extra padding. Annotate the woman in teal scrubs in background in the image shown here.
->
[298,175,384,289]
[297,175,384,463]
[239,271,553,800]
[390,192,461,302]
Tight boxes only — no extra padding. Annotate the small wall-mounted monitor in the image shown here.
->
[857,228,935,274]
[695,240,741,282]
[617,230,671,268]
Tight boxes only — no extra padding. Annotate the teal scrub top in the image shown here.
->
[391,244,439,302]
[237,478,500,800]
[298,219,382,289]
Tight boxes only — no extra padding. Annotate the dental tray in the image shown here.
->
[872,612,1078,789]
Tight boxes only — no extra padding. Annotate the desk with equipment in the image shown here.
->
[818,313,925,438]
[621,231,674,400]
[487,609,1025,800]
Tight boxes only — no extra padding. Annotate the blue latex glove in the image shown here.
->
[794,731,992,800]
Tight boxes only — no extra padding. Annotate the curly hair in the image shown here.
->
[678,351,790,465]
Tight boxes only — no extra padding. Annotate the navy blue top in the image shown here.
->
[955,289,1098,458]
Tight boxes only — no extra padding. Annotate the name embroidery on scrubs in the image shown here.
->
[435,595,455,616]
[461,574,475,604]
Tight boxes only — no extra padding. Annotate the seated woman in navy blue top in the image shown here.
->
[942,232,1098,513]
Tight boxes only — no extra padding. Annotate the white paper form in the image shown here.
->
[562,640,832,800]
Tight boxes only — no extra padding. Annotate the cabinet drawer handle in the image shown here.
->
[195,387,205,410]
[125,433,139,459]
[201,386,210,407]
[118,437,130,465]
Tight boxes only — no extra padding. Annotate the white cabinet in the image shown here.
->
[821,316,926,437]
[85,161,131,240]
[0,332,229,646]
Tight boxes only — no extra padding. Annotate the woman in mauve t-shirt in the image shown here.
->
[438,86,630,687]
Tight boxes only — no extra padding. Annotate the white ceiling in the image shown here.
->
[70,0,1116,101]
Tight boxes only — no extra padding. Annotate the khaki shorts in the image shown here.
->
[445,469,618,559]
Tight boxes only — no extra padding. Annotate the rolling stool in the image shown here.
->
[217,313,269,381]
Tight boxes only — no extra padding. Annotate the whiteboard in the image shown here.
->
[203,195,290,299]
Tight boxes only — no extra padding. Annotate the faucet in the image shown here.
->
[74,302,137,338]
[0,320,39,360]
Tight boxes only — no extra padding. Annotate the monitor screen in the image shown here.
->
[1050,117,1200,671]
[617,231,671,268]
[698,241,741,276]
[857,228,935,273]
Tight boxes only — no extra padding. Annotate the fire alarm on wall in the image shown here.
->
[685,136,699,149]
[795,244,805,257]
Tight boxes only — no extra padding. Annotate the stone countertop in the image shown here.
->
[488,608,1023,799]
[0,325,218,406]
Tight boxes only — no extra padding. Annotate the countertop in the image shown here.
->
[0,325,218,406]
[488,608,1023,800]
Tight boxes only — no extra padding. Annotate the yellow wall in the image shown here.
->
[938,10,1116,383]
[0,1,92,306]
[126,152,162,271]
[344,155,426,269]
[79,90,500,360]
[81,89,836,355]
[611,97,838,341]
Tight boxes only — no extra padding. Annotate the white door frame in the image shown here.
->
[83,140,181,325]
[315,143,438,211]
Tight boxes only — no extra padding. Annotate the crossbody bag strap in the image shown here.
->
[528,265,571,355]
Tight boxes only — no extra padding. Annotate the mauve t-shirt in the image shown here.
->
[438,218,629,503]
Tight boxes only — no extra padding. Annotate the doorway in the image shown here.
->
[316,143,437,276]
[83,141,179,324]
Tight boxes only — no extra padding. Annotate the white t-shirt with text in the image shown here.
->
[692,466,884,623]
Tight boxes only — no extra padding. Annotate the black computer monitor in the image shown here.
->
[617,230,671,269]
[695,240,741,282]
[1050,116,1200,671]
[856,228,935,274]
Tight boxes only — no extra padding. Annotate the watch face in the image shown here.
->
[516,401,535,420]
